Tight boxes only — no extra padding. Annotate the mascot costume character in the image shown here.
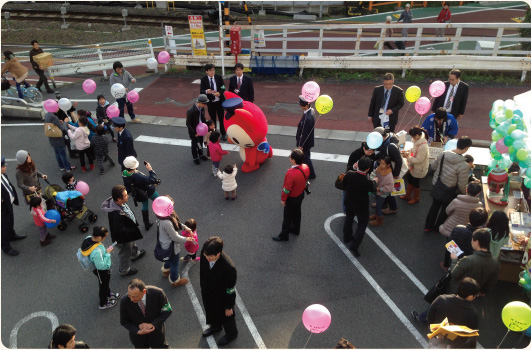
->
[222,92,273,172]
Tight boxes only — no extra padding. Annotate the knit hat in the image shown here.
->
[15,150,28,165]
[123,156,139,170]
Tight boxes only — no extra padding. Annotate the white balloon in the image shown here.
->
[111,83,126,99]
[58,97,72,112]
[146,57,157,70]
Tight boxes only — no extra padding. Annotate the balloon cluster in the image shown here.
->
[301,81,333,115]
[487,99,529,186]
[404,80,446,115]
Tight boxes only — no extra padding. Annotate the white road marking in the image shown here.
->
[235,291,267,349]
[324,213,428,348]
[181,262,218,349]
[135,136,349,163]
[2,123,44,126]
[9,311,59,349]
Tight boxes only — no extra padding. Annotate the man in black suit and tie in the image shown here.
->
[367,73,405,132]
[113,117,137,171]
[120,279,172,349]
[200,237,238,347]
[1,156,26,256]
[228,63,254,103]
[431,69,469,120]
[200,64,227,140]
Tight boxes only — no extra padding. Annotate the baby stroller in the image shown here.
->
[44,184,98,233]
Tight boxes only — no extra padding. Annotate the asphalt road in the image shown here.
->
[1,116,530,349]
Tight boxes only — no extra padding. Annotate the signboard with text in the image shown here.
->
[188,15,207,56]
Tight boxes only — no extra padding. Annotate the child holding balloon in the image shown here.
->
[29,196,56,246]
[95,95,116,142]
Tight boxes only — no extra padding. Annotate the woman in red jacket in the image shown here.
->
[436,3,451,37]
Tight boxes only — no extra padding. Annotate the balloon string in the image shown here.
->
[299,110,322,149]
[396,102,413,131]
[303,332,312,349]
[497,329,510,349]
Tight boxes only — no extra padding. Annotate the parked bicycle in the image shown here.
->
[1,74,42,104]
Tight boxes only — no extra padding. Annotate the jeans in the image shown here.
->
[13,77,30,99]
[52,145,71,170]
[164,252,180,282]
[376,196,387,216]
[117,97,136,119]
[141,191,160,211]
[424,198,449,231]
[383,195,397,210]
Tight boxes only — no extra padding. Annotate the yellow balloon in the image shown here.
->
[502,301,531,332]
[405,86,421,103]
[315,95,333,115]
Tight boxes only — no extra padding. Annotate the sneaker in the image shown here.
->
[131,118,142,123]
[46,233,56,240]
[182,255,192,262]
[40,240,52,247]
[121,268,138,276]
[108,292,121,300]
[99,300,117,309]
[81,166,87,172]
[59,168,65,171]
[100,171,105,175]
[194,159,200,165]
[90,164,95,171]
[200,155,209,161]
[69,165,76,170]
[410,310,420,321]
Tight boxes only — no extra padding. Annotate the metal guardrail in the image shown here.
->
[0,96,29,106]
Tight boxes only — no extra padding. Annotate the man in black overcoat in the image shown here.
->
[1,156,26,256]
[367,72,405,132]
[113,117,137,171]
[120,279,172,348]
[296,96,316,179]
[228,63,254,102]
[431,69,469,120]
[186,94,209,165]
[200,237,238,347]
[200,64,227,140]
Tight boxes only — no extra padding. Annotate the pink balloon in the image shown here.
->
[429,80,446,98]
[496,138,509,153]
[82,79,97,94]
[302,304,331,334]
[196,123,208,136]
[415,97,431,115]
[127,90,139,104]
[75,181,89,196]
[152,196,174,217]
[106,105,120,119]
[43,99,59,113]
[301,81,320,103]
[158,51,170,64]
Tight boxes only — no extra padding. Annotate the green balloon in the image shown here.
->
[491,150,502,160]
[492,131,502,141]
[525,178,531,189]
[513,140,526,150]
[525,156,531,166]
[502,155,512,169]
[497,122,511,137]
[506,109,514,119]
[489,110,493,120]
[519,161,527,168]
[510,153,519,163]
[490,119,498,129]
[517,149,528,161]
[508,124,518,135]
[515,110,524,118]
[504,136,515,147]
[495,114,506,124]
[508,145,516,154]
[488,159,500,169]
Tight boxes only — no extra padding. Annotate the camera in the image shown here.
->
[304,181,311,195]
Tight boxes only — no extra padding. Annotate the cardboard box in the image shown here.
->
[33,52,53,69]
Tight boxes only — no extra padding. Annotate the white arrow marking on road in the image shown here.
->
[324,213,428,348]
[135,136,349,163]
[9,311,59,349]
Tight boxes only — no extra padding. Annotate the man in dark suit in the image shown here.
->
[186,94,209,165]
[431,69,469,120]
[113,117,137,171]
[367,73,405,132]
[200,237,238,347]
[200,64,227,140]
[228,63,254,103]
[296,96,316,179]
[120,278,172,349]
[1,156,26,256]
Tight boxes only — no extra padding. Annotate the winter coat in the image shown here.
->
[122,169,158,198]
[346,142,377,172]
[100,197,143,244]
[431,150,469,195]
[217,167,238,192]
[376,135,403,178]
[406,133,429,179]
[451,251,500,294]
[69,117,97,141]
[375,166,394,197]
[44,112,66,148]
[67,125,91,151]
[81,236,111,270]
[449,224,477,258]
[208,141,228,162]
[31,205,53,227]
[183,230,199,254]
[110,69,134,91]
[1,57,28,80]
[439,194,483,237]
[158,219,187,255]
[16,169,44,196]
[96,101,110,123]
[91,134,109,157]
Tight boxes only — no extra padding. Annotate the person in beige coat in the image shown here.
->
[439,181,483,237]
[1,51,30,99]
[400,126,429,204]
[217,164,238,200]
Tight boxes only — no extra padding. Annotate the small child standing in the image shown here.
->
[369,155,396,227]
[95,94,116,142]
[217,164,238,200]
[182,218,199,262]
[62,172,78,191]
[204,120,216,159]
[91,125,116,175]
[29,196,56,246]
[208,131,229,177]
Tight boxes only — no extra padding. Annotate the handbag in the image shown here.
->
[424,271,452,304]
[44,123,63,138]
[430,154,457,205]
[1,77,11,91]
[335,170,352,190]
[153,222,175,262]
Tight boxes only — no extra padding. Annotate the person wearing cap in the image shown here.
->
[228,63,254,103]
[200,64,227,140]
[186,94,209,165]
[122,156,160,231]
[2,156,26,256]
[421,107,458,143]
[397,3,413,38]
[296,95,316,179]
[113,117,137,171]
[14,150,48,204]
[367,73,404,133]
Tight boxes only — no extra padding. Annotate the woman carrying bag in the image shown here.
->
[400,125,429,205]
[15,150,48,205]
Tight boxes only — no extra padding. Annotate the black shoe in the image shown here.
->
[411,310,420,321]
[349,245,360,257]
[36,86,42,92]
[121,268,138,276]
[200,155,209,161]
[46,89,54,94]
[194,159,200,165]
[145,222,153,231]
[10,234,27,241]
[3,248,19,256]
[131,249,146,261]
[221,135,228,142]
[308,174,316,179]
[202,326,223,337]
[272,235,288,242]
[46,233,56,240]
[217,335,237,346]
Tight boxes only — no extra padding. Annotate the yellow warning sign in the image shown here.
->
[188,15,207,56]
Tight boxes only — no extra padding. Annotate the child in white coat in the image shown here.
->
[217,164,238,200]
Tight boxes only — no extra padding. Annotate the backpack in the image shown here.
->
[76,237,100,271]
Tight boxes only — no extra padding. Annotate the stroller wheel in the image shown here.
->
[88,213,98,223]
[79,224,89,233]
[57,222,67,231]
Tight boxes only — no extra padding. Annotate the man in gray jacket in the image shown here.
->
[110,61,140,123]
[425,136,472,232]
[44,112,74,171]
